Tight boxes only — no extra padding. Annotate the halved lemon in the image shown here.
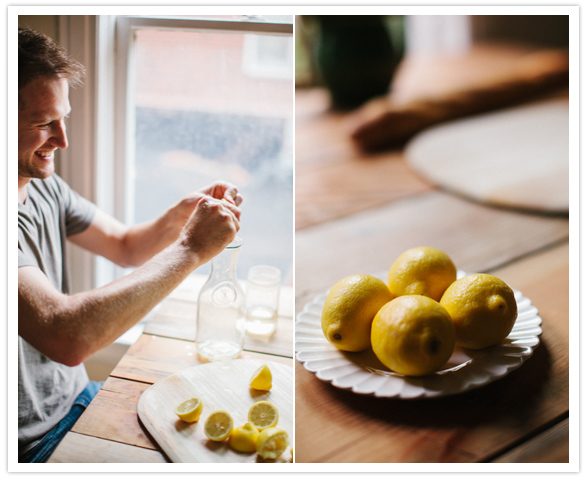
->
[228,422,259,453]
[174,396,203,423]
[248,400,279,430]
[249,364,272,391]
[256,427,289,460]
[204,410,234,442]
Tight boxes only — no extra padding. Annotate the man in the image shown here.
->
[17,27,243,462]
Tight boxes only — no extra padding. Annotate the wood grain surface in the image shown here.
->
[295,89,432,230]
[47,432,169,463]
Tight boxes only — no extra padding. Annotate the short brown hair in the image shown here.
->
[18,27,85,92]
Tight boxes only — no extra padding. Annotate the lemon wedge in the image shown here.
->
[249,364,272,391]
[174,396,203,423]
[256,427,289,460]
[204,410,234,442]
[248,400,279,430]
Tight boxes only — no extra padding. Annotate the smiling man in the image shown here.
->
[18,67,71,194]
[17,27,244,463]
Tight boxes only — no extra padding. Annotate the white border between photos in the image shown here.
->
[5,1,582,475]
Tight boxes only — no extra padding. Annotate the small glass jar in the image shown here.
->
[245,265,282,337]
[196,237,245,361]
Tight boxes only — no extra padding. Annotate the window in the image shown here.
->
[112,16,294,283]
[405,15,472,55]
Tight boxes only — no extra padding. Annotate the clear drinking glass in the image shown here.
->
[245,265,282,337]
[196,237,245,361]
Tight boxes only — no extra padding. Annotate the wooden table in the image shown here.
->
[48,275,293,463]
[294,46,571,464]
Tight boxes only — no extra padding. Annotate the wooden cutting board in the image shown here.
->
[137,359,293,463]
[405,97,569,214]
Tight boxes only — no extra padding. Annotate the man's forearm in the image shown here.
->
[19,239,201,366]
[70,206,187,269]
[120,208,184,267]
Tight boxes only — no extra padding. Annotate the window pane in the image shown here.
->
[131,26,293,281]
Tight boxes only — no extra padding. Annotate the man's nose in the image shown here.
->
[49,120,68,149]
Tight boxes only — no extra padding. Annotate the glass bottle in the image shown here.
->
[196,237,245,361]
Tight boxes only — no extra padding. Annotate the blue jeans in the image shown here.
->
[19,380,103,463]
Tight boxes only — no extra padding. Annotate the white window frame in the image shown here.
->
[59,15,293,291]
[58,15,117,293]
[242,34,294,80]
[406,15,472,55]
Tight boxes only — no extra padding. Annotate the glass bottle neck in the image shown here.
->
[209,241,242,281]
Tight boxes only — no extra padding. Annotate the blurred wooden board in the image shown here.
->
[137,359,293,463]
[405,97,569,214]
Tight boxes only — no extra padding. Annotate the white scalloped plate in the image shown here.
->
[295,271,542,399]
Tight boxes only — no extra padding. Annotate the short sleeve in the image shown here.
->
[18,248,38,269]
[50,175,97,237]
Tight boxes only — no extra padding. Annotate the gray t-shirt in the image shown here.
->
[18,174,97,455]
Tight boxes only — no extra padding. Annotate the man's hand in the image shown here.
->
[171,182,243,264]
[178,195,240,264]
[199,180,243,206]
[174,181,243,225]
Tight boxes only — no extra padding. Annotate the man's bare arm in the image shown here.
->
[69,181,242,268]
[19,197,239,366]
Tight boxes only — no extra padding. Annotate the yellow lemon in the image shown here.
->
[256,427,289,460]
[387,246,457,301]
[249,364,272,391]
[440,273,518,349]
[228,422,259,453]
[248,400,279,430]
[321,274,393,352]
[174,396,203,423]
[371,295,456,376]
[204,410,234,442]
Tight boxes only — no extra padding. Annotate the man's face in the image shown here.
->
[18,76,71,182]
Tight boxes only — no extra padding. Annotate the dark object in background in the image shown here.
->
[311,15,404,110]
